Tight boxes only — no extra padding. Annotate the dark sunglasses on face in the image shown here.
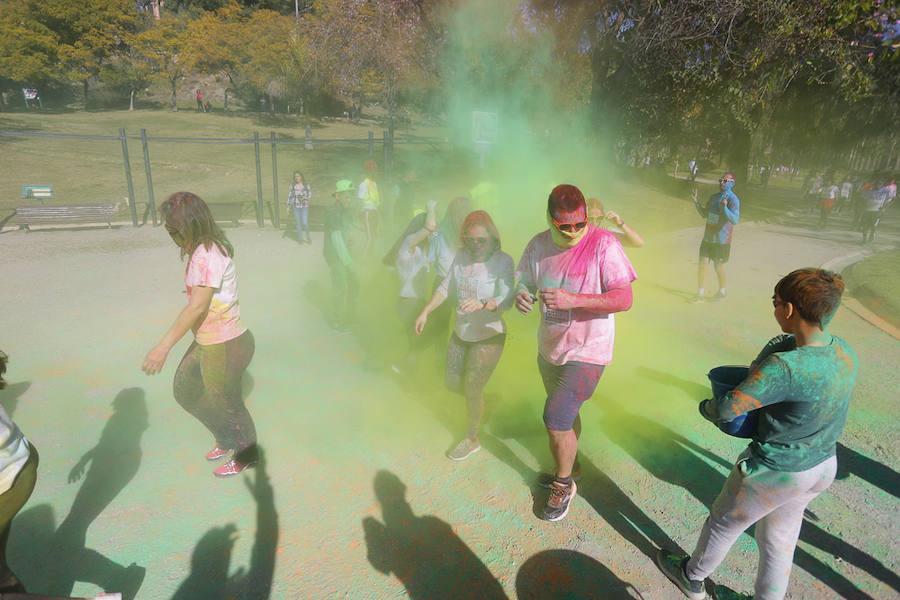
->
[720,178,734,184]
[553,220,588,233]
[464,236,490,246]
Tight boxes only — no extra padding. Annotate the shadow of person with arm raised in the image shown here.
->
[362,470,508,600]
[49,387,148,600]
[171,448,278,600]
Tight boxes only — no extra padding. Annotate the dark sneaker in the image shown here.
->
[447,438,481,461]
[655,549,706,600]
[537,461,582,488]
[205,446,229,461]
[214,458,257,478]
[541,480,576,522]
[712,585,752,600]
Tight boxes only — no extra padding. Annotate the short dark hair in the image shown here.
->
[774,268,844,326]
[548,184,586,219]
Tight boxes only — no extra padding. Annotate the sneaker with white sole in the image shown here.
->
[541,480,576,522]
[214,458,257,478]
[447,438,481,461]
[205,446,229,461]
[655,548,706,600]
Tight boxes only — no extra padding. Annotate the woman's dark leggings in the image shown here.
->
[174,330,257,463]
[445,333,505,440]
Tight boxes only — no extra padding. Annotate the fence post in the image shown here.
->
[305,124,313,150]
[253,131,263,227]
[368,131,374,156]
[140,128,157,226]
[119,127,138,227]
[383,130,390,181]
[270,131,280,228]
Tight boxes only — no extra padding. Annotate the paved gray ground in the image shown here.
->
[0,183,898,599]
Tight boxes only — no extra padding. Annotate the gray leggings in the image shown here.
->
[445,333,505,440]
[687,449,837,600]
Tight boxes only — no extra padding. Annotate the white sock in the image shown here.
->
[718,288,726,296]
[697,288,705,296]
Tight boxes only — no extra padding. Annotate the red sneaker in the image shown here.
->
[205,446,230,461]
[213,458,256,478]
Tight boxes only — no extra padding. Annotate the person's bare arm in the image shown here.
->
[414,288,448,335]
[606,210,644,247]
[405,199,438,249]
[142,286,214,374]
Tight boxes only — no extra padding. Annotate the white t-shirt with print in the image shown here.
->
[186,243,247,345]
[437,249,515,342]
[516,226,637,366]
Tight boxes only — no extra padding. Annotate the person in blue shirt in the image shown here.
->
[692,173,740,302]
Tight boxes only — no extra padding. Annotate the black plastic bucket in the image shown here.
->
[706,365,758,438]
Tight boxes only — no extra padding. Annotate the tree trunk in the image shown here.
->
[224,89,230,110]
[129,88,135,111]
[82,80,89,107]
[725,126,752,185]
[170,79,177,111]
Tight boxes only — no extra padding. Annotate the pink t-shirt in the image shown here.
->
[185,243,246,346]
[516,226,637,366]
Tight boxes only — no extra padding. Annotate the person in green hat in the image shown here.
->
[324,180,358,331]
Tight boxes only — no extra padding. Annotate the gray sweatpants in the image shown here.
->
[686,448,837,600]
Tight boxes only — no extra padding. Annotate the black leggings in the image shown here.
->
[174,330,257,463]
[445,333,505,440]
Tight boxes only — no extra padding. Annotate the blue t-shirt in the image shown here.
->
[696,190,740,245]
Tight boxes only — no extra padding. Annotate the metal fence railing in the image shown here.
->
[0,128,446,228]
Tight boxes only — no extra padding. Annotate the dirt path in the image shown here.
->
[0,207,897,599]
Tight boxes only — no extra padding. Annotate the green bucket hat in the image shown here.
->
[333,179,354,196]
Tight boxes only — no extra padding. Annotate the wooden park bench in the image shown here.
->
[13,204,116,231]
[208,202,245,226]
[22,185,54,203]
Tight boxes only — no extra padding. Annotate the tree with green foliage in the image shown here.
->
[0,2,60,87]
[133,15,195,111]
[188,1,293,109]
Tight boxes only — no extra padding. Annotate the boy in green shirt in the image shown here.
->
[657,268,858,600]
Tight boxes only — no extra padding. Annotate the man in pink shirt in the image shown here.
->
[515,184,637,521]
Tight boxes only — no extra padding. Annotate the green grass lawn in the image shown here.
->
[845,248,900,327]
[0,109,449,221]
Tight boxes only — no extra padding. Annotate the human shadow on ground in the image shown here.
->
[0,380,29,418]
[516,550,644,600]
[362,470,508,600]
[599,398,899,599]
[835,442,900,499]
[478,428,685,562]
[638,280,697,302]
[9,387,148,599]
[633,366,710,401]
[171,449,278,600]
